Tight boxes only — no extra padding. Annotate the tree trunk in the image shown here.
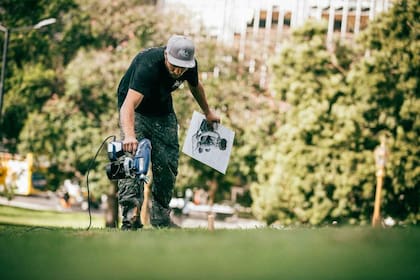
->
[207,179,218,206]
[105,180,119,228]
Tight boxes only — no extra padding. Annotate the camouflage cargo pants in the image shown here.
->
[118,112,179,229]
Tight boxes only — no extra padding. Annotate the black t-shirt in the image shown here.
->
[117,46,199,116]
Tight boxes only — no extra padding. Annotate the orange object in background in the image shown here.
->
[0,152,48,196]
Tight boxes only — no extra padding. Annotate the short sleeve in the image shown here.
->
[129,63,154,97]
[185,59,199,87]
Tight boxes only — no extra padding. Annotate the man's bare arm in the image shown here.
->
[188,81,220,123]
[120,88,144,153]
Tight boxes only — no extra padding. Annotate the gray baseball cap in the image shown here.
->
[166,35,196,68]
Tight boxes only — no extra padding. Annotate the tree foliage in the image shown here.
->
[251,1,419,225]
[0,0,93,146]
[349,0,419,223]
[16,0,191,194]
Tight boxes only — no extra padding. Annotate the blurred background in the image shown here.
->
[0,0,418,228]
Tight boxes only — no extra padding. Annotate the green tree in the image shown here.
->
[17,0,187,188]
[0,0,93,148]
[349,0,419,223]
[252,0,419,226]
[17,0,198,226]
[252,20,367,225]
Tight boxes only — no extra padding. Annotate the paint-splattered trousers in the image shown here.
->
[118,112,179,229]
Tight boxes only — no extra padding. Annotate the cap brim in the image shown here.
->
[167,55,196,68]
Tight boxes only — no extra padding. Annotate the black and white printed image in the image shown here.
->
[192,119,227,154]
[182,111,235,174]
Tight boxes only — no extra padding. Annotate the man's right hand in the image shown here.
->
[120,89,144,154]
[123,135,138,154]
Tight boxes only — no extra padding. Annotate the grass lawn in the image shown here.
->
[0,205,103,228]
[0,205,419,280]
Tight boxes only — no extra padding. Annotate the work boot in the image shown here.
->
[121,204,143,231]
[121,221,132,231]
[168,220,181,228]
[152,220,181,229]
[121,221,143,231]
[131,215,142,230]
